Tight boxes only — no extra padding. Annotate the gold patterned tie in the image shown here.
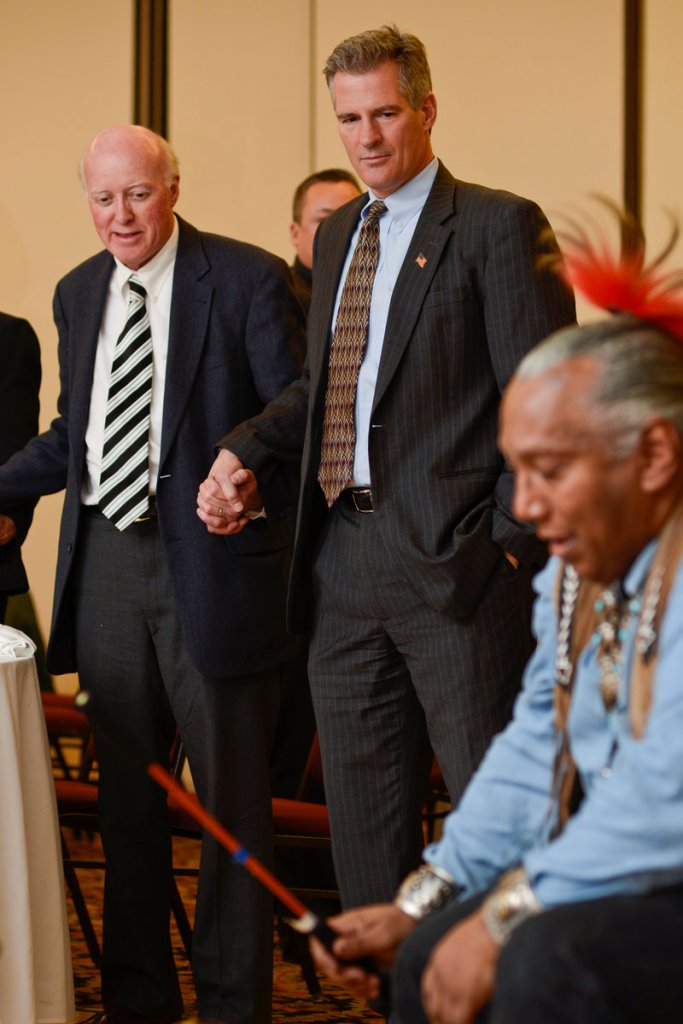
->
[317,199,387,506]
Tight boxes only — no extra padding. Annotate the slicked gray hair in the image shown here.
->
[516,316,683,456]
[323,25,432,110]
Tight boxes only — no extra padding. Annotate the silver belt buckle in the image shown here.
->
[351,488,373,513]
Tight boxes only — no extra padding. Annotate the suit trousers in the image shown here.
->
[72,508,279,1024]
[393,885,683,1023]
[308,501,535,909]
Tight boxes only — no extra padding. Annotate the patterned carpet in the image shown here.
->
[64,829,381,1023]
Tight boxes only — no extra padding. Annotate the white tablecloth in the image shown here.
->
[0,631,75,1024]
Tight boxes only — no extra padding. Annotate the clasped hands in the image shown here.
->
[196,449,261,535]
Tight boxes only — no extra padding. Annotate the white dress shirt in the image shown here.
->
[81,218,179,504]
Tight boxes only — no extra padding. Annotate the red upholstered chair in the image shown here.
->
[273,733,334,900]
[41,695,102,963]
[54,778,103,964]
[167,733,337,996]
[269,784,336,997]
[52,721,188,967]
[41,692,95,781]
[55,718,448,996]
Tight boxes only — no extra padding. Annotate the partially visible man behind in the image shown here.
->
[289,168,361,316]
[198,25,575,917]
[0,125,304,1024]
[311,215,683,1024]
[0,311,40,622]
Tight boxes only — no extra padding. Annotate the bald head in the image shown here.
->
[81,124,180,270]
[81,125,179,189]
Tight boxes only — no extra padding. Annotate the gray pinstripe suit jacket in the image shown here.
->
[224,162,576,630]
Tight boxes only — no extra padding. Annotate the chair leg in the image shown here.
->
[60,832,102,966]
[170,877,193,961]
[51,737,74,779]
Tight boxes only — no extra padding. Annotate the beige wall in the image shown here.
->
[0,2,133,681]
[170,0,313,257]
[4,1,679,682]
[171,0,623,262]
[644,0,683,263]
[311,1,623,217]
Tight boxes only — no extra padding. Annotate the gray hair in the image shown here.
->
[323,25,432,110]
[158,135,180,186]
[516,316,683,455]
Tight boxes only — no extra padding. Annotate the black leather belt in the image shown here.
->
[339,487,374,513]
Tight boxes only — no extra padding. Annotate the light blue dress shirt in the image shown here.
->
[426,543,683,907]
[329,159,439,486]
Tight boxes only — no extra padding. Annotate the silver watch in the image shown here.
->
[481,867,541,945]
[394,864,460,920]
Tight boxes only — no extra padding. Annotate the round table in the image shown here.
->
[0,633,75,1023]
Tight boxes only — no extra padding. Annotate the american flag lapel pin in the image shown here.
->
[416,252,427,268]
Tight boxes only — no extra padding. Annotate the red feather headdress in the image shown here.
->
[548,197,683,344]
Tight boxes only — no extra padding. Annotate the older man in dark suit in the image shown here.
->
[0,312,41,622]
[0,125,304,1024]
[197,26,575,916]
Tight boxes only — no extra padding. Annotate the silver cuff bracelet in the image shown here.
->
[394,864,460,920]
[481,867,542,946]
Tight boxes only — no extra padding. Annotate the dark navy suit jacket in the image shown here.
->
[0,218,304,675]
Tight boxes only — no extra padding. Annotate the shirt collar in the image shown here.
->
[364,157,439,225]
[113,215,179,300]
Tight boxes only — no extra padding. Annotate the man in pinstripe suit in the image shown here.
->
[198,25,576,913]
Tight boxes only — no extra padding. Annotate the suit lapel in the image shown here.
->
[69,254,114,473]
[160,217,213,466]
[372,163,457,410]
